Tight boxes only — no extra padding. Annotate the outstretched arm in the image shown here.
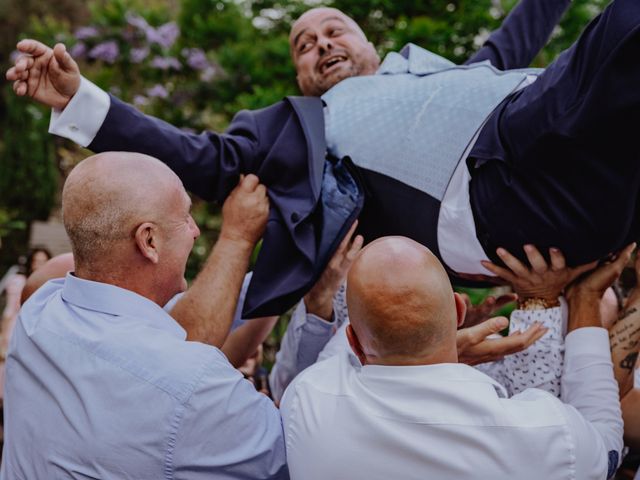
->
[6,39,262,204]
[466,0,571,69]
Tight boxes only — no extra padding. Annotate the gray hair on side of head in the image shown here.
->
[62,204,133,265]
[61,152,173,267]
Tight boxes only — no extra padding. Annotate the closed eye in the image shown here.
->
[299,40,313,53]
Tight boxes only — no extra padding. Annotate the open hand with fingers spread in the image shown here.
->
[481,244,597,304]
[457,316,547,366]
[6,40,80,110]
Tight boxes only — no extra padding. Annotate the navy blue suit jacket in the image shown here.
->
[89,0,570,316]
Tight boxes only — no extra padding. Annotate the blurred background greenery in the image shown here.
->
[0,0,609,351]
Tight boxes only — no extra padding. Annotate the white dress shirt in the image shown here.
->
[280,327,622,480]
[49,77,496,274]
[273,285,568,399]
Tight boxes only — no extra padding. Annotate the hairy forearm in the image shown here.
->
[222,315,278,368]
[567,294,602,332]
[171,236,254,347]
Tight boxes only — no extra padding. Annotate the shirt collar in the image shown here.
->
[61,273,187,339]
[360,361,508,398]
[378,43,456,76]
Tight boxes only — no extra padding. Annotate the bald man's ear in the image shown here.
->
[453,292,467,328]
[134,222,160,264]
[346,324,367,366]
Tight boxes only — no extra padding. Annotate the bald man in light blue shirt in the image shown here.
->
[1,152,287,479]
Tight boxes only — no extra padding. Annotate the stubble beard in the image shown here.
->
[314,61,366,96]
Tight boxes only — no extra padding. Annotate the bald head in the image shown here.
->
[291,8,368,42]
[62,152,199,305]
[346,237,458,364]
[62,152,183,266]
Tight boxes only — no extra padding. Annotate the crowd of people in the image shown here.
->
[3,0,640,478]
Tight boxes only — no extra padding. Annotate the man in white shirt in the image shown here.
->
[280,236,627,480]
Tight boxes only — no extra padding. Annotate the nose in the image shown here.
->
[317,35,333,55]
[189,215,201,239]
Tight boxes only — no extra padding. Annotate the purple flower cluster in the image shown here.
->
[150,56,181,70]
[125,12,179,50]
[133,95,149,107]
[200,66,218,82]
[130,47,150,63]
[74,26,100,40]
[88,41,119,64]
[70,42,87,59]
[147,22,179,49]
[182,48,208,70]
[125,12,149,31]
[146,84,169,99]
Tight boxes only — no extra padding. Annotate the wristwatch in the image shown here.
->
[517,297,561,310]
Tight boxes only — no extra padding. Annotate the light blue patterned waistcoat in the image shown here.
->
[322,43,540,201]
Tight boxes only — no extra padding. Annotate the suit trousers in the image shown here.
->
[469,0,640,265]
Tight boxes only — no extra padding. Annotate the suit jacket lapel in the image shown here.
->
[286,96,326,201]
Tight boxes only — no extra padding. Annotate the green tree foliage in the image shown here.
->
[0,89,58,268]
[0,0,89,268]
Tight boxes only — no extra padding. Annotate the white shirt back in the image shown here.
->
[281,344,618,480]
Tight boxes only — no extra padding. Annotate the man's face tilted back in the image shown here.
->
[289,7,381,96]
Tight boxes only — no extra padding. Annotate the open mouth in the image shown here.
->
[320,55,348,74]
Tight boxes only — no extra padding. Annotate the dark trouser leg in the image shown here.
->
[470,0,640,265]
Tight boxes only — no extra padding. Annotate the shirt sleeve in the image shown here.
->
[171,349,289,479]
[501,304,565,396]
[229,272,253,332]
[49,76,110,147]
[561,327,624,480]
[270,284,351,402]
[269,298,336,403]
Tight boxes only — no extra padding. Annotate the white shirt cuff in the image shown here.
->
[564,327,611,365]
[49,76,110,147]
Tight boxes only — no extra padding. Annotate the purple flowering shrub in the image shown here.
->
[33,2,225,134]
[12,0,294,284]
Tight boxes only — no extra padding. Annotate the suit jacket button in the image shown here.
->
[291,212,300,223]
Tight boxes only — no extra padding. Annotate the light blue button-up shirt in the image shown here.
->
[1,273,288,479]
